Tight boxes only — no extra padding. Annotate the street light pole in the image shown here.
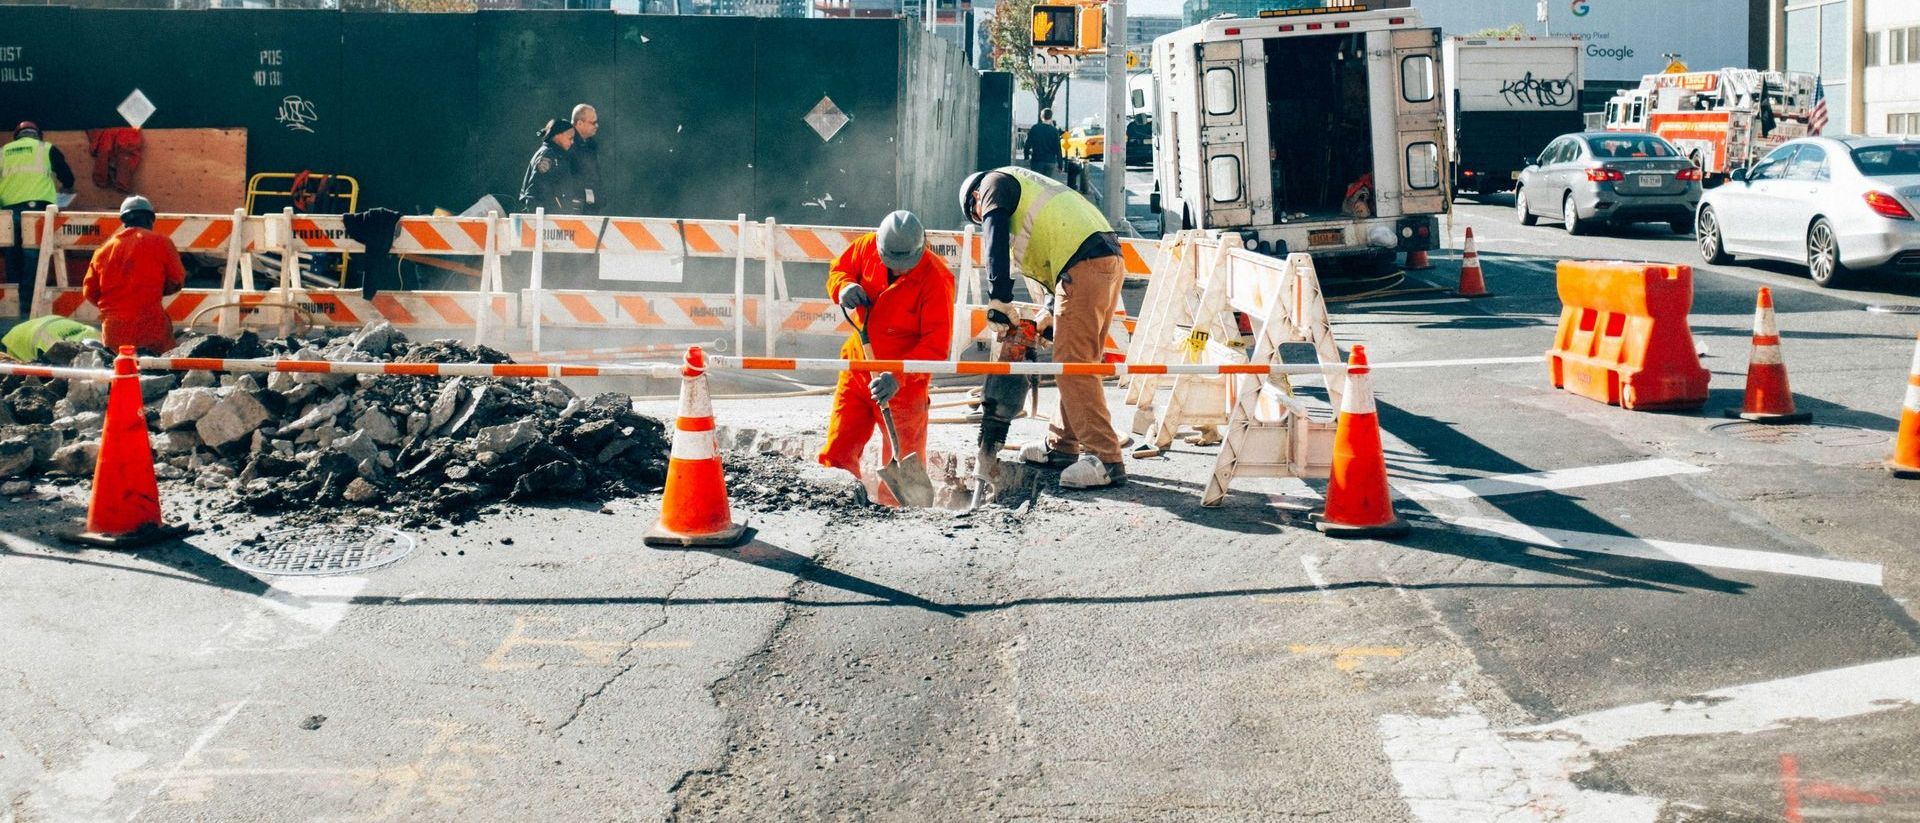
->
[1103,0,1127,225]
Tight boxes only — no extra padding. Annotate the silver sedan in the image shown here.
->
[1516,132,1703,235]
[1696,136,1920,288]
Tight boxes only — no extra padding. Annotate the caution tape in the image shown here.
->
[507,339,728,362]
[0,362,114,382]
[709,356,1341,377]
[136,357,678,380]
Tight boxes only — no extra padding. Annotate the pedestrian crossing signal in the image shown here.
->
[1032,5,1078,48]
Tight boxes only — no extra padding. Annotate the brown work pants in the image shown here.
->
[1048,254,1126,464]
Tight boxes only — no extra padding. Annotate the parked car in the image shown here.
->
[1515,132,1702,235]
[1063,125,1105,161]
[1125,114,1153,168]
[1696,136,1920,288]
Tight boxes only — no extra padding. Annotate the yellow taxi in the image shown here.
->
[1062,125,1105,161]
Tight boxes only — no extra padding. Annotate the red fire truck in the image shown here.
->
[1602,68,1819,183]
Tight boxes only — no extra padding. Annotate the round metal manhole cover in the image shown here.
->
[229,525,415,576]
[1709,421,1890,448]
[1864,304,1920,315]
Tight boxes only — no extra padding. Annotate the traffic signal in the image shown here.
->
[1032,5,1077,48]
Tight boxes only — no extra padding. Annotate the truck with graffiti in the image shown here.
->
[1443,35,1584,197]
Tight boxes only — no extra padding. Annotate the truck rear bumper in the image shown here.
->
[1237,215,1440,258]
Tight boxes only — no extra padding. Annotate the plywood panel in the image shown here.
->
[46,128,248,214]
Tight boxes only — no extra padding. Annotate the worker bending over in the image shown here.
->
[959,167,1126,489]
[82,196,185,354]
[818,210,955,503]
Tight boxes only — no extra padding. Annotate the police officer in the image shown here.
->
[519,115,584,214]
[568,103,603,214]
[2,121,76,315]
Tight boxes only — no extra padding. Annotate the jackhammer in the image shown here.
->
[971,318,1041,509]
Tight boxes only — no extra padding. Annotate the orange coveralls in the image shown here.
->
[82,226,185,354]
[817,234,956,486]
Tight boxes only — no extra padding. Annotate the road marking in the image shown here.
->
[1369,355,1538,370]
[1400,458,1708,501]
[130,698,251,822]
[1381,654,1920,821]
[1289,645,1405,673]
[1300,555,1334,601]
[483,614,690,672]
[196,576,369,655]
[1356,297,1471,309]
[1446,517,1883,586]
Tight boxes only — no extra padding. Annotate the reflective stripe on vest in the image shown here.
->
[0,138,57,207]
[999,165,1111,292]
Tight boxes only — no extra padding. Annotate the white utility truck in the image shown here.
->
[1150,0,1447,269]
[1443,35,1584,196]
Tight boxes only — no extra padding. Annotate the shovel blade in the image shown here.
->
[879,453,937,508]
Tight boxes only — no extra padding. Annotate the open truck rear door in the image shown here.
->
[1391,27,1448,215]
[1198,40,1268,229]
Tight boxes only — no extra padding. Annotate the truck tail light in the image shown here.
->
[1676,167,1703,182]
[1866,190,1915,220]
[1586,168,1625,183]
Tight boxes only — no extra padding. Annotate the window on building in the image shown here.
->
[1821,3,1848,80]
[1786,7,1819,75]
[1867,30,1881,67]
[1890,113,1920,136]
[1910,27,1920,64]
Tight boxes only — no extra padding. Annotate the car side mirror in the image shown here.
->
[1149,192,1162,214]
[1729,167,1749,183]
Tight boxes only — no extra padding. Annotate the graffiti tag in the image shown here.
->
[277,95,318,133]
[1499,72,1575,108]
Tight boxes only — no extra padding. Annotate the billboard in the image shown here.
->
[1412,0,1754,83]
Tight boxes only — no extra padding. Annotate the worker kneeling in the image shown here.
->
[817,210,955,505]
[83,195,185,355]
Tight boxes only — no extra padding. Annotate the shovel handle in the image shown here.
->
[841,303,903,454]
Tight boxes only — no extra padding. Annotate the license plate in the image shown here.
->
[1637,175,1663,188]
[1309,229,1343,247]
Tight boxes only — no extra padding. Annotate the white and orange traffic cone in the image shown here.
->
[1455,227,1491,298]
[1314,345,1409,539]
[1889,333,1920,479]
[1725,288,1811,424]
[644,346,750,548]
[70,346,188,547]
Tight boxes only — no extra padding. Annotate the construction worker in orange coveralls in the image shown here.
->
[82,195,185,354]
[818,210,955,504]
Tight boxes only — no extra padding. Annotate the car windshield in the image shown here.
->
[1850,144,1920,177]
[1082,126,1103,136]
[1584,135,1676,159]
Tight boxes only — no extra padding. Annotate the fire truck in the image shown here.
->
[1602,68,1819,182]
[1150,0,1446,270]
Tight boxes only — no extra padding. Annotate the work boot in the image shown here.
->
[1019,441,1077,469]
[1059,455,1127,489]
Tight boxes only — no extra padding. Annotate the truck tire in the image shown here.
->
[1515,187,1537,226]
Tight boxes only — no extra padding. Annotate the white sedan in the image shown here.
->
[1695,136,1920,288]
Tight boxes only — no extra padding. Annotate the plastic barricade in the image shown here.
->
[1548,260,1709,411]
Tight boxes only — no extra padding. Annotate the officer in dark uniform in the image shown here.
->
[519,116,584,214]
[568,104,603,214]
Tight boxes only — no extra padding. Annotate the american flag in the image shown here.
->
[1809,78,1829,136]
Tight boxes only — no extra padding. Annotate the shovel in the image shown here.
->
[843,306,937,508]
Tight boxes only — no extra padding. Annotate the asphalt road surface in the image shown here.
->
[3,194,1918,821]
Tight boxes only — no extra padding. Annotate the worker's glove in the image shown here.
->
[1034,309,1056,339]
[986,299,1015,333]
[871,372,900,406]
[838,283,871,311]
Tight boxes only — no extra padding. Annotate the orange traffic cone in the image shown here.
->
[1404,248,1432,271]
[1888,333,1920,479]
[1315,345,1409,539]
[1725,288,1811,424]
[1456,227,1491,298]
[70,346,188,547]
[645,346,750,548]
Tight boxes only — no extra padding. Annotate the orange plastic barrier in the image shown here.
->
[1548,261,1709,411]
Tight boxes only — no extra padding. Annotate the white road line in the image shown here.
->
[1299,555,1333,601]
[1400,458,1708,501]
[1356,297,1471,309]
[128,698,251,822]
[195,576,370,655]
[1370,355,1539,370]
[1381,654,1920,821]
[1527,654,1920,752]
[1447,517,1883,587]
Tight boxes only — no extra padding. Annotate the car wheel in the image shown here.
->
[1563,195,1587,236]
[1696,206,1731,264]
[1669,215,1695,235]
[1515,187,1537,226]
[1807,218,1854,288]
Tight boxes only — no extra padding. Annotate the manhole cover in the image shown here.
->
[1709,421,1889,448]
[1865,304,1920,315]
[229,525,414,576]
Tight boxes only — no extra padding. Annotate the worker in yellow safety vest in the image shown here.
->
[1,121,76,316]
[959,166,1127,490]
